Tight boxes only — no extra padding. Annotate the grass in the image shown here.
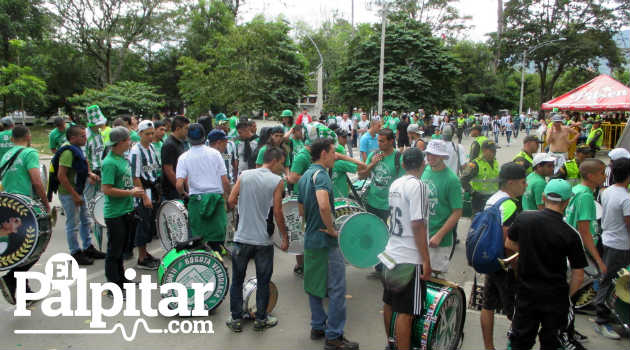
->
[29,124,53,156]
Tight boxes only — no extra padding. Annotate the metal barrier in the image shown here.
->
[602,123,626,149]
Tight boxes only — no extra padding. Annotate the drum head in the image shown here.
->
[243,277,278,319]
[334,197,363,218]
[273,196,304,254]
[157,200,189,251]
[337,212,389,268]
[0,193,43,270]
[159,249,229,312]
[92,195,106,227]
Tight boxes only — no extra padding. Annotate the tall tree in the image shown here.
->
[389,0,471,39]
[499,0,627,104]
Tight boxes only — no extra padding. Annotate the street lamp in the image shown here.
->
[518,38,567,115]
[367,0,393,117]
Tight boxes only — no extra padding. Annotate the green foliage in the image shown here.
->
[0,0,48,64]
[0,63,47,106]
[389,0,472,39]
[68,81,165,117]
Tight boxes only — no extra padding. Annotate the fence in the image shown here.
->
[602,123,627,149]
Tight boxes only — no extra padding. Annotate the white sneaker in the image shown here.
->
[594,323,621,340]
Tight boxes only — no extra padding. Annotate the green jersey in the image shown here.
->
[130,130,141,143]
[101,151,134,219]
[0,130,13,161]
[289,148,312,196]
[0,146,39,197]
[255,145,290,167]
[365,151,404,210]
[386,117,400,134]
[421,165,463,247]
[522,172,547,210]
[49,126,67,151]
[565,184,598,236]
[331,160,358,198]
[297,164,337,249]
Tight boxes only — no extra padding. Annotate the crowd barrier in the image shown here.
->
[602,123,626,149]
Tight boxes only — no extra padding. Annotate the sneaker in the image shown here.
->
[104,290,126,301]
[137,257,159,270]
[594,323,620,340]
[85,245,106,259]
[324,336,360,350]
[573,330,589,343]
[0,276,16,305]
[311,329,326,340]
[254,315,278,331]
[72,251,94,266]
[226,317,243,333]
[145,253,160,264]
[293,265,304,278]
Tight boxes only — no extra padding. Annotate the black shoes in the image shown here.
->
[311,329,325,340]
[85,245,106,259]
[325,336,359,350]
[72,251,94,265]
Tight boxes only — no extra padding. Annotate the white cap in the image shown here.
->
[138,120,154,133]
[608,148,630,161]
[532,153,556,167]
[425,140,450,159]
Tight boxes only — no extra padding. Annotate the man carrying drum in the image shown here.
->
[298,138,359,350]
[226,147,289,333]
[380,148,431,350]
[101,127,145,296]
[176,125,231,253]
[0,125,50,305]
[84,105,108,248]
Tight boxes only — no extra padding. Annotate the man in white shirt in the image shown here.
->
[381,147,431,350]
[482,114,491,137]
[338,112,354,157]
[441,127,468,176]
[176,125,231,253]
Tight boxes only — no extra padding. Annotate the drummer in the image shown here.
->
[226,146,289,332]
[0,125,50,305]
[381,147,431,350]
[297,138,359,350]
[331,130,366,199]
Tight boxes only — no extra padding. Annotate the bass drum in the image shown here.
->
[88,194,106,227]
[242,277,279,319]
[411,278,466,350]
[336,212,389,268]
[606,266,629,331]
[0,193,52,270]
[156,200,190,251]
[334,197,363,218]
[273,196,304,254]
[572,253,601,309]
[158,249,229,312]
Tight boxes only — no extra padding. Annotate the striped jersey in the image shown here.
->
[85,127,105,171]
[130,142,160,201]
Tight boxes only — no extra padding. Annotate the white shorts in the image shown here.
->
[429,246,452,273]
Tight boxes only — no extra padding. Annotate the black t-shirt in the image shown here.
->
[397,120,409,143]
[508,209,588,301]
[161,134,188,199]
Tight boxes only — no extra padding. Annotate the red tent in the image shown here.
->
[541,74,630,111]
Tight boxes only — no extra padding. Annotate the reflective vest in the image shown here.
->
[470,136,487,155]
[470,157,499,195]
[586,127,603,148]
[513,151,533,175]
[565,159,580,186]
[457,118,465,127]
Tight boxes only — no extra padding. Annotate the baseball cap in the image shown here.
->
[138,120,154,133]
[281,110,293,117]
[106,126,130,146]
[0,116,14,127]
[608,148,630,161]
[523,135,541,144]
[207,129,227,144]
[532,153,555,167]
[499,162,526,180]
[187,123,206,145]
[425,140,450,159]
[215,113,227,121]
[481,140,497,151]
[407,124,423,135]
[551,114,563,122]
[544,179,573,202]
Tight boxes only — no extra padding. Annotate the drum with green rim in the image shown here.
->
[411,278,466,350]
[334,197,363,218]
[606,265,630,330]
[273,195,304,254]
[336,212,389,268]
[158,248,229,312]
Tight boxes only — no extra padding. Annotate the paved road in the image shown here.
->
[1,123,626,349]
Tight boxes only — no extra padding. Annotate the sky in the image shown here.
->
[238,0,500,42]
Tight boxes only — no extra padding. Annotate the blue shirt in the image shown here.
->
[360,132,379,155]
[297,164,337,249]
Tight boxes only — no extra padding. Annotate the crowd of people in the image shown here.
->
[0,105,628,350]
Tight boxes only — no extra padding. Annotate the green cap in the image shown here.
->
[215,113,227,121]
[544,179,573,202]
[281,109,293,117]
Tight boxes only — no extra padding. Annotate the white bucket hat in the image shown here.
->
[425,140,450,159]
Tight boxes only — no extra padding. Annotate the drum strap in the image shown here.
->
[0,148,25,179]
[345,174,365,209]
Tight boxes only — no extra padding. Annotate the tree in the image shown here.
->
[340,15,459,112]
[0,0,47,64]
[499,0,627,105]
[0,64,47,111]
[68,81,165,117]
[388,0,471,39]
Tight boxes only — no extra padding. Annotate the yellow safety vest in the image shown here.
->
[513,151,533,175]
[471,136,487,155]
[565,159,580,186]
[457,118,465,127]
[586,127,603,148]
[471,157,500,195]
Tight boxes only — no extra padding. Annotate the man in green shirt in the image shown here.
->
[522,153,555,210]
[256,126,290,169]
[229,110,240,138]
[422,140,462,274]
[564,158,608,275]
[0,125,50,305]
[49,117,68,154]
[101,127,145,291]
[0,117,15,161]
[122,115,141,143]
[57,125,104,265]
[331,130,366,198]
[358,128,404,222]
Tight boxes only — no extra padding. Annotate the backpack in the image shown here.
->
[465,197,510,273]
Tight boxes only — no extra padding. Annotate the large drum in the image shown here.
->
[411,278,466,350]
[334,198,363,218]
[156,200,190,251]
[0,193,52,270]
[158,248,229,312]
[607,266,629,331]
[336,212,389,268]
[88,194,106,227]
[242,277,279,319]
[273,196,304,254]
[573,252,601,309]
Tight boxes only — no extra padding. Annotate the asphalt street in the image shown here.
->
[1,120,627,349]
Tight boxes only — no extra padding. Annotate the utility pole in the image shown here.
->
[351,0,355,29]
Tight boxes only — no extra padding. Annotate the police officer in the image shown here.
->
[586,120,604,154]
[461,140,499,215]
[513,135,540,175]
[554,145,591,186]
[468,126,487,161]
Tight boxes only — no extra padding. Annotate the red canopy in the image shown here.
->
[541,74,630,111]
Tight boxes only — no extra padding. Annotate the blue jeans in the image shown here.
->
[229,243,274,321]
[308,246,347,340]
[59,193,92,254]
[493,131,499,143]
[506,130,512,144]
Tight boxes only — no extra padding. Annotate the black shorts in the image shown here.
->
[382,264,425,315]
[483,269,516,319]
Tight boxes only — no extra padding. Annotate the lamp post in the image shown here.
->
[367,0,393,117]
[519,38,567,115]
